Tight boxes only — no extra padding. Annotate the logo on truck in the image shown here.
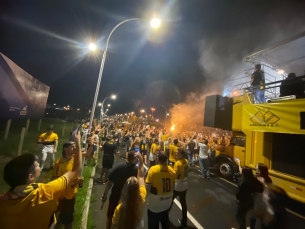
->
[250,110,280,126]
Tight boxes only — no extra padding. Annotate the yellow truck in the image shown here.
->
[204,90,305,203]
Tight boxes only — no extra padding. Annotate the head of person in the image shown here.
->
[126,150,137,164]
[193,135,197,140]
[174,139,179,146]
[159,141,164,150]
[241,166,254,182]
[254,64,261,72]
[106,136,112,141]
[287,72,296,79]
[46,127,53,135]
[118,176,143,228]
[204,139,208,145]
[154,138,159,145]
[62,141,76,158]
[4,154,41,191]
[176,147,186,160]
[157,151,168,165]
[167,137,172,144]
[257,163,272,184]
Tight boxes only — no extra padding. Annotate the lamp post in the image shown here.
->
[161,105,168,128]
[87,17,160,133]
[151,107,155,119]
[100,95,116,120]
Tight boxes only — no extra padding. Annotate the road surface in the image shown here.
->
[90,146,305,229]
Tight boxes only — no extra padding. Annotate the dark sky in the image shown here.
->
[1,0,304,118]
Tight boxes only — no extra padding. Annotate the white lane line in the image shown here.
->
[144,164,205,229]
[174,199,204,229]
[286,208,305,220]
[195,165,305,220]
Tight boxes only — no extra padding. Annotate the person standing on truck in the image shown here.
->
[245,64,265,103]
[198,139,211,178]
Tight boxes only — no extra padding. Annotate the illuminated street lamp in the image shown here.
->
[86,17,161,134]
[100,95,116,120]
[107,104,111,107]
[151,107,155,119]
[98,103,102,106]
[89,43,96,51]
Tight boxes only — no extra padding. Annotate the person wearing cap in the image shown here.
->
[245,64,266,103]
[99,135,118,184]
[37,127,58,170]
[101,150,138,229]
[0,132,82,229]
[52,138,94,229]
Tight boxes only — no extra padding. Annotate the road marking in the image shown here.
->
[144,164,204,229]
[174,199,204,229]
[286,208,305,220]
[195,165,305,220]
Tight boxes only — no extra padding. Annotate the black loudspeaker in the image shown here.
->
[203,95,233,130]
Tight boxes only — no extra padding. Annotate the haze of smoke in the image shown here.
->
[170,10,305,132]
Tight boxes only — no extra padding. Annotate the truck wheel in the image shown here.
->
[218,160,233,180]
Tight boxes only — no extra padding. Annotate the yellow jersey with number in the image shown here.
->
[145,164,176,212]
[174,158,188,191]
[168,144,179,162]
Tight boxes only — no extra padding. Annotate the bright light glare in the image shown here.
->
[150,18,161,28]
[277,69,285,74]
[111,95,116,99]
[89,43,96,51]
[167,113,170,116]
[107,104,111,107]
[141,109,145,112]
[98,103,102,106]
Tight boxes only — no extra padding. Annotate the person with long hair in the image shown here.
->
[250,163,274,229]
[112,152,146,229]
[256,163,272,184]
[236,166,263,229]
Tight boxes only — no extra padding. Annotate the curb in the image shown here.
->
[81,149,99,229]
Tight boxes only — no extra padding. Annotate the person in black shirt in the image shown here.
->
[280,72,305,98]
[246,64,265,103]
[99,136,118,183]
[101,150,138,229]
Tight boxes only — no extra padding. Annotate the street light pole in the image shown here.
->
[161,105,167,128]
[87,17,160,132]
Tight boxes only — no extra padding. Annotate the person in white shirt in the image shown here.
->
[198,139,211,178]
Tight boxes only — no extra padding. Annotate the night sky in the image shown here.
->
[1,0,305,118]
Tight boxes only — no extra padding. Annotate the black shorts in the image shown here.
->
[59,197,75,225]
[107,197,120,218]
[141,150,147,156]
[102,158,114,169]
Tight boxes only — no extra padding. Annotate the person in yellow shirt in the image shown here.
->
[168,139,180,167]
[149,138,159,167]
[161,131,169,142]
[52,139,93,229]
[170,147,189,228]
[112,152,146,229]
[37,127,58,170]
[145,151,176,229]
[0,132,82,229]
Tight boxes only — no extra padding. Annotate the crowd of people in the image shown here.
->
[0,116,288,229]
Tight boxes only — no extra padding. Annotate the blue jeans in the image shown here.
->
[187,150,194,166]
[199,157,210,177]
[253,85,265,103]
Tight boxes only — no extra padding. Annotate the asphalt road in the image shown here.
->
[91,146,305,229]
